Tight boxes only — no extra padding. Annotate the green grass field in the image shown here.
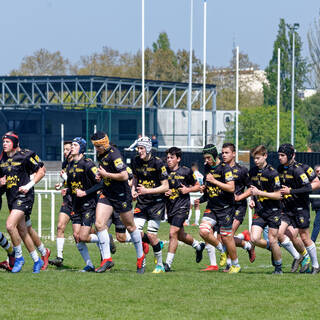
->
[1,194,320,320]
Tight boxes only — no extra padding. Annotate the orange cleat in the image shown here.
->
[200,264,219,272]
[0,260,12,272]
[41,248,51,271]
[242,230,251,242]
[142,242,149,255]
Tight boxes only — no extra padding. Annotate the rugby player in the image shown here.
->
[0,131,46,273]
[50,141,73,267]
[198,144,241,274]
[163,147,205,272]
[278,144,319,274]
[64,137,99,272]
[237,145,283,274]
[91,132,144,274]
[221,143,255,270]
[131,136,169,274]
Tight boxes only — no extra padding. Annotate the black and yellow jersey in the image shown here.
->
[231,162,250,207]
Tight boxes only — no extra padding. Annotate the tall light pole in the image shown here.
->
[235,46,239,162]
[202,0,207,147]
[141,0,145,137]
[187,0,193,147]
[288,23,299,146]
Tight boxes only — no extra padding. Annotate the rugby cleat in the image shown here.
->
[272,269,283,275]
[8,252,15,269]
[291,256,303,273]
[95,258,114,273]
[242,230,251,241]
[109,234,116,254]
[300,254,311,273]
[219,252,227,267]
[228,265,241,274]
[200,264,219,272]
[49,257,64,267]
[163,262,172,272]
[247,243,256,263]
[41,248,51,270]
[310,266,320,275]
[223,264,231,273]
[136,255,146,274]
[142,242,149,255]
[0,260,12,272]
[152,265,165,274]
[195,242,206,263]
[12,256,25,273]
[81,265,95,272]
[33,259,44,274]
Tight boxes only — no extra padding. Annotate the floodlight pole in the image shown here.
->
[61,123,64,162]
[141,0,145,137]
[202,0,207,147]
[277,48,280,150]
[235,46,239,162]
[187,0,193,148]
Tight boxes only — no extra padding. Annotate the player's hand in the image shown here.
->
[249,199,255,209]
[206,173,216,184]
[59,170,65,177]
[98,166,108,178]
[76,189,86,197]
[165,189,172,197]
[199,185,206,193]
[194,199,200,206]
[19,185,30,194]
[234,194,240,202]
[280,185,291,195]
[61,188,68,196]
[178,184,189,194]
[137,184,148,195]
[132,188,138,200]
[0,176,6,186]
[250,185,260,196]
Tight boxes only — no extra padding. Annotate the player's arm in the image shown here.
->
[98,165,128,181]
[206,173,235,193]
[137,179,169,195]
[235,188,251,201]
[251,186,282,200]
[281,168,312,195]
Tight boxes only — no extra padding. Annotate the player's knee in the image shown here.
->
[95,220,105,231]
[116,233,126,243]
[73,232,80,243]
[126,225,135,233]
[199,222,211,239]
[250,233,260,245]
[169,230,178,240]
[6,221,16,234]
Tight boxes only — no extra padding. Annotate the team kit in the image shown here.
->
[0,131,319,274]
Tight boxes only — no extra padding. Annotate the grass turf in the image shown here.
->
[0,196,320,320]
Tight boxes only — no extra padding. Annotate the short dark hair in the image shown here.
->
[251,145,267,157]
[64,140,72,146]
[166,147,182,159]
[222,143,236,152]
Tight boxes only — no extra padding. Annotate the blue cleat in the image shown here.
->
[81,265,95,272]
[12,256,25,273]
[33,259,44,274]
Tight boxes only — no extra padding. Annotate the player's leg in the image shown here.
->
[268,227,282,274]
[299,228,319,273]
[147,219,164,273]
[0,230,15,271]
[77,225,96,272]
[194,201,201,226]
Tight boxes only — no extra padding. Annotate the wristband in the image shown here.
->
[61,172,68,181]
[24,180,35,190]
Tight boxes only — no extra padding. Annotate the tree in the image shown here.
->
[308,12,320,89]
[263,19,308,111]
[299,92,320,151]
[225,105,309,151]
[10,49,70,76]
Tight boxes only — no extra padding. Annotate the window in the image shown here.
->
[119,119,137,141]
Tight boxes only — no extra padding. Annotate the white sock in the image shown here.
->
[205,243,217,266]
[30,250,39,262]
[37,243,47,256]
[281,237,300,259]
[216,242,225,253]
[232,258,240,267]
[76,242,93,267]
[227,257,232,266]
[130,229,144,258]
[195,210,200,225]
[14,245,23,259]
[243,241,252,251]
[57,237,65,258]
[236,233,245,240]
[166,252,175,267]
[306,243,319,268]
[90,234,99,243]
[187,209,192,224]
[192,239,201,250]
[97,230,110,260]
[125,230,132,242]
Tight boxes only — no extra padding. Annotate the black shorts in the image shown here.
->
[107,211,126,233]
[252,209,281,229]
[234,204,247,224]
[203,206,234,228]
[98,193,132,214]
[8,195,33,216]
[282,209,310,229]
[60,196,73,217]
[167,214,187,228]
[70,208,95,227]
[134,201,165,221]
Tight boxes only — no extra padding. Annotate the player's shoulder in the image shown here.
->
[20,148,34,156]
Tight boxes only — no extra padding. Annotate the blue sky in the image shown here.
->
[1,0,319,75]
